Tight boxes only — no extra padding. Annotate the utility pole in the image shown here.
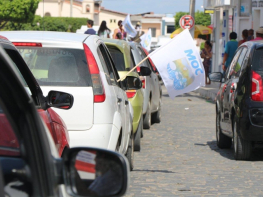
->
[189,0,195,38]
[70,0,73,17]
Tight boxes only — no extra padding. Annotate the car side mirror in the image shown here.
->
[47,90,74,110]
[122,76,142,90]
[139,66,151,76]
[209,72,223,83]
[63,148,129,197]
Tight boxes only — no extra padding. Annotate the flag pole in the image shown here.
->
[117,56,149,82]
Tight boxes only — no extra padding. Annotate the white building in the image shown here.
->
[203,0,256,73]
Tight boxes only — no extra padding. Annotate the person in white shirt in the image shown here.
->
[97,21,111,38]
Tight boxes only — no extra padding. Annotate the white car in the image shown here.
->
[1,31,141,169]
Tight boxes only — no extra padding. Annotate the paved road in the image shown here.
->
[125,86,263,196]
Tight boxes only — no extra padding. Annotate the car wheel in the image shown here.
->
[143,101,151,129]
[134,118,142,151]
[126,131,134,171]
[216,111,232,148]
[233,117,252,160]
[152,100,161,123]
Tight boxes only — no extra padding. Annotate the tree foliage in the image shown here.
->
[3,16,88,33]
[0,0,40,29]
[174,11,211,29]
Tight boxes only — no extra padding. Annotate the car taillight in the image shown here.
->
[0,35,8,40]
[126,90,136,98]
[230,83,235,93]
[13,42,42,47]
[83,43,105,103]
[251,70,263,101]
[139,76,146,89]
[137,66,140,72]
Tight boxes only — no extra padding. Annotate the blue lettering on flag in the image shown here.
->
[184,49,203,75]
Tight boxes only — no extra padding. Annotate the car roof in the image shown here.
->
[0,31,89,43]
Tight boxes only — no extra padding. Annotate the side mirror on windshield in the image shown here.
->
[209,72,223,83]
[122,76,142,90]
[139,66,151,76]
[62,147,129,197]
[47,90,74,110]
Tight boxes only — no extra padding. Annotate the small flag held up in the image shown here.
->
[122,14,137,38]
[140,29,152,51]
[148,29,205,99]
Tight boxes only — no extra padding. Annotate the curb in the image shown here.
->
[195,88,217,102]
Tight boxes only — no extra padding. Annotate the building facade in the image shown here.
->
[203,0,256,73]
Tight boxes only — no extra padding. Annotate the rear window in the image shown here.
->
[252,49,263,74]
[17,47,91,86]
[107,47,127,71]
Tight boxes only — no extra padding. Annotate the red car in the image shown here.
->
[0,36,72,156]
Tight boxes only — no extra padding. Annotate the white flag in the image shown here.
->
[140,29,152,51]
[122,15,137,38]
[148,29,205,99]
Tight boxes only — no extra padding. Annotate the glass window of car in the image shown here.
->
[107,47,127,71]
[0,103,30,196]
[17,47,91,87]
[97,44,117,86]
[226,49,242,79]
[130,49,136,69]
[252,48,263,76]
[228,48,248,78]
[4,49,32,96]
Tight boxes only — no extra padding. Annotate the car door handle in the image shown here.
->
[117,98,122,103]
[125,100,129,105]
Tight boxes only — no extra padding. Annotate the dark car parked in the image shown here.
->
[210,41,263,160]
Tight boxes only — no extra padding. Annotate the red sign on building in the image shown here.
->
[179,15,195,30]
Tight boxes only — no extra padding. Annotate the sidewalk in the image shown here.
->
[195,82,220,101]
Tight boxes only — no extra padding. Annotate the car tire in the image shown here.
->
[216,111,232,148]
[233,117,252,160]
[152,100,161,123]
[134,118,142,151]
[143,101,151,129]
[126,131,134,171]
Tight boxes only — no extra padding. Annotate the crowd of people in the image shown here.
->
[201,27,263,85]
[84,19,128,40]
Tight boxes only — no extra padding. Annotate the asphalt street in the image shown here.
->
[125,85,263,196]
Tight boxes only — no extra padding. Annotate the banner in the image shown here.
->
[140,29,152,51]
[148,29,205,99]
[122,14,137,38]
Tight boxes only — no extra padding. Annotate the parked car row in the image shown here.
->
[209,40,263,161]
[0,31,162,196]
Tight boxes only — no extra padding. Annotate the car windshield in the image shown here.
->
[252,49,263,75]
[107,47,126,71]
[17,47,91,87]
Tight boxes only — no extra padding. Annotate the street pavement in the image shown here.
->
[125,85,263,196]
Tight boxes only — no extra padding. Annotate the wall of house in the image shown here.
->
[99,10,126,32]
[36,2,60,17]
[36,1,94,19]
[141,23,161,38]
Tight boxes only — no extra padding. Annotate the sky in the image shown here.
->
[101,0,204,15]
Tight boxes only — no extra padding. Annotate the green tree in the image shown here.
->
[0,0,40,29]
[174,10,211,29]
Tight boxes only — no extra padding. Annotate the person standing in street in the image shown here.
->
[238,29,248,46]
[97,21,111,38]
[84,20,96,35]
[112,20,125,39]
[247,29,254,41]
[251,27,263,41]
[201,41,212,85]
[222,32,238,76]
